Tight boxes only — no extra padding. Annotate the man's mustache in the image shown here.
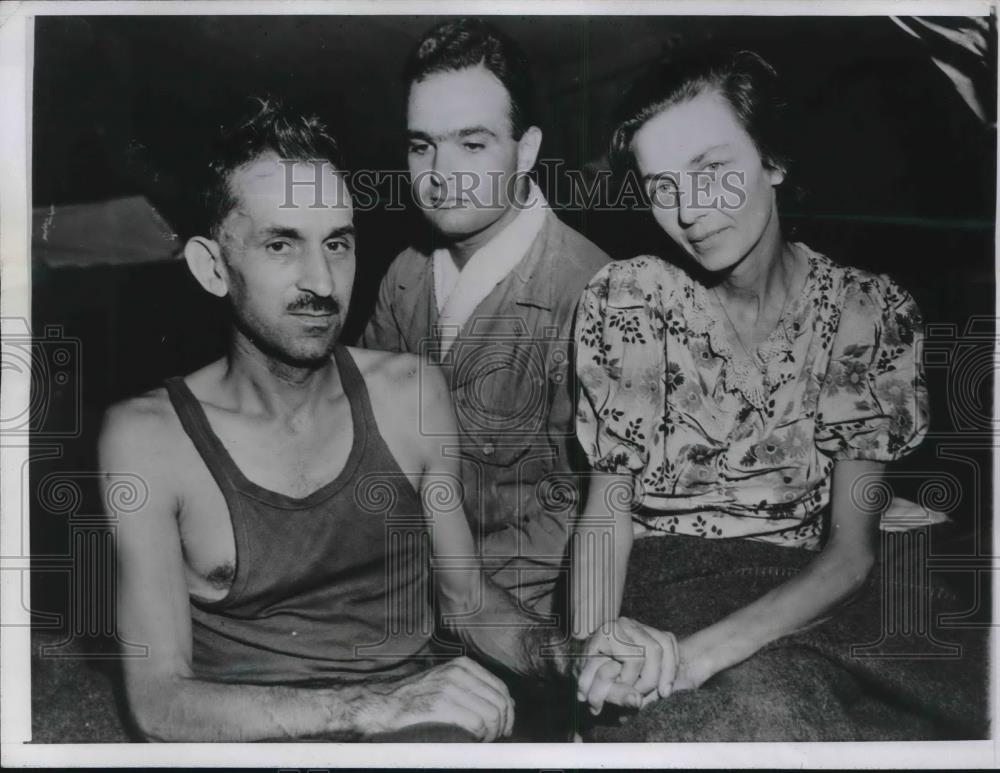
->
[287,296,340,314]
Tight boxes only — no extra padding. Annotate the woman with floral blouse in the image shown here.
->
[570,50,931,738]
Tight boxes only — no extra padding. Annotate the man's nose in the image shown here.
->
[428,146,462,190]
[297,245,335,297]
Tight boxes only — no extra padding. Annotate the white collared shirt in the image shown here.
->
[432,180,548,354]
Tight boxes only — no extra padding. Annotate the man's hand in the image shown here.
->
[574,618,679,715]
[361,656,514,742]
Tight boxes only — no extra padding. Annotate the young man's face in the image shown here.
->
[407,64,529,241]
[215,153,356,367]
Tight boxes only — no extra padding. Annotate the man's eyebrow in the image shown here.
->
[456,126,497,139]
[407,126,498,143]
[260,226,304,240]
[324,225,356,240]
[688,144,731,167]
[258,225,355,241]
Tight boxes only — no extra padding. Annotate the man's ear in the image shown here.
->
[516,126,543,174]
[183,236,229,298]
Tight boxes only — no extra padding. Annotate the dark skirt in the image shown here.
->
[578,526,989,741]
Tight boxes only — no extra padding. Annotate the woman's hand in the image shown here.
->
[669,636,710,693]
[575,617,681,715]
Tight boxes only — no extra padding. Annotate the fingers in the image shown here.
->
[600,618,679,699]
[574,620,681,717]
[585,661,644,715]
[386,656,515,741]
[615,629,678,711]
[617,617,661,693]
[577,653,614,700]
[446,657,514,739]
[583,665,616,716]
[438,701,496,742]
[450,687,507,742]
[625,624,679,698]
[579,623,640,696]
[601,681,645,711]
[583,659,621,714]
[656,630,680,699]
[582,619,656,695]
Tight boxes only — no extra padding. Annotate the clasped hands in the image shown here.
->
[574,616,682,716]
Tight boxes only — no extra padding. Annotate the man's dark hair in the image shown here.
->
[609,48,797,195]
[204,97,344,239]
[403,17,537,139]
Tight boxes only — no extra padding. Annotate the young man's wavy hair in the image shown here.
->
[403,17,538,139]
[203,97,344,239]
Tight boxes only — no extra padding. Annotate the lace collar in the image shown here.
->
[684,244,820,410]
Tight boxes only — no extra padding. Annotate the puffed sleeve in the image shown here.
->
[815,271,929,462]
[575,258,664,475]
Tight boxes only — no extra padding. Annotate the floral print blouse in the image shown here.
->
[575,243,929,550]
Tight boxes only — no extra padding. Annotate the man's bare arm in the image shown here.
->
[416,366,636,685]
[102,397,508,742]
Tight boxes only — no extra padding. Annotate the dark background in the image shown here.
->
[28,14,996,693]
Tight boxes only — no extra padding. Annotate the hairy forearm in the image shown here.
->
[439,570,580,681]
[475,525,567,612]
[677,546,874,689]
[127,674,374,742]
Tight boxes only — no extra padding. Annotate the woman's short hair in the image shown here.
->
[609,48,795,186]
[403,17,537,139]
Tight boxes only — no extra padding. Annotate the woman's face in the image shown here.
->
[631,89,785,273]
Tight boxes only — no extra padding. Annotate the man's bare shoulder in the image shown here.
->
[346,346,424,390]
[100,388,176,446]
[96,388,186,513]
[345,346,453,438]
[99,360,223,467]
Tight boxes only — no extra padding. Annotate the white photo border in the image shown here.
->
[2,0,997,768]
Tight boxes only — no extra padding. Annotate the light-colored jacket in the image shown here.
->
[362,210,610,614]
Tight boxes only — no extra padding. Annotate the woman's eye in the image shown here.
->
[649,179,679,208]
[701,161,728,179]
